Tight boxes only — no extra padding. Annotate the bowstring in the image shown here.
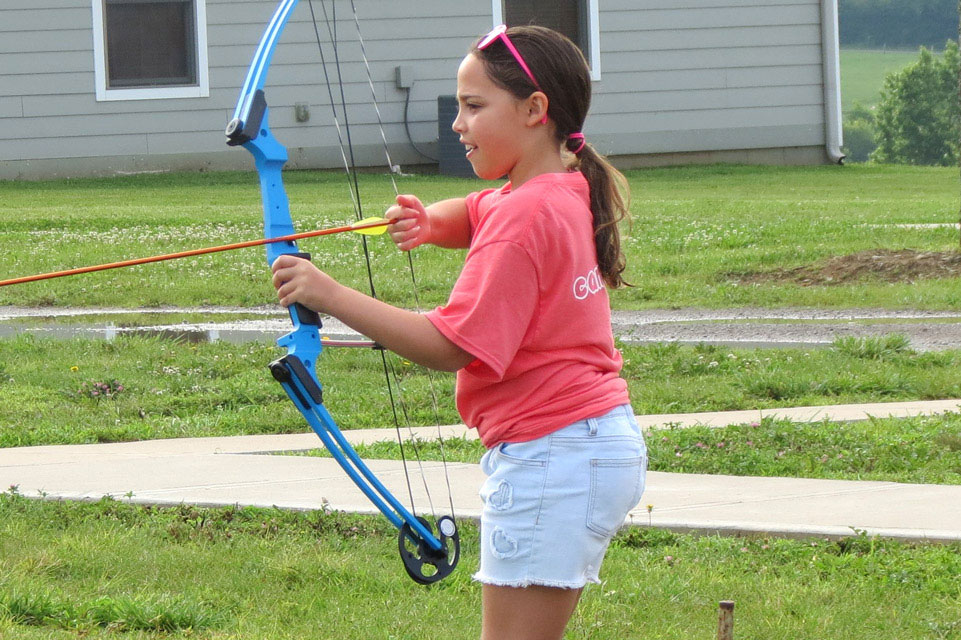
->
[347,0,457,521]
[306,0,455,524]
[306,0,417,516]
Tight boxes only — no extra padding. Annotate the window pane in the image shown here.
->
[505,0,584,52]
[105,0,196,88]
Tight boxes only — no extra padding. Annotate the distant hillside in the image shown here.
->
[840,0,957,49]
[840,49,920,111]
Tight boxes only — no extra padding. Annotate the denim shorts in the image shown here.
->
[473,404,647,589]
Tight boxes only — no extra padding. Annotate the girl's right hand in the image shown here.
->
[386,194,431,251]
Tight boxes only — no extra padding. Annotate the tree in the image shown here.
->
[840,0,957,49]
[841,103,877,162]
[872,41,960,165]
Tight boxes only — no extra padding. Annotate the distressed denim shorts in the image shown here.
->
[473,404,647,589]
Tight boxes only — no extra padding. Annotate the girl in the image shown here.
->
[272,24,647,640]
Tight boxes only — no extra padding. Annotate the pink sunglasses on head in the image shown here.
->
[478,24,541,90]
[477,24,548,124]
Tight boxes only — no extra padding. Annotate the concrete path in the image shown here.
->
[2,399,960,543]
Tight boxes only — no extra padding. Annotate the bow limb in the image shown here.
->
[226,0,458,585]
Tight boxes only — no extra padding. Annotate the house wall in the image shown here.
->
[0,0,832,180]
[593,0,830,166]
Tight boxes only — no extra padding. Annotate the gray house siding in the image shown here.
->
[593,0,829,165]
[1,0,836,179]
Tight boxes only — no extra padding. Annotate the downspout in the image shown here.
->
[821,0,845,163]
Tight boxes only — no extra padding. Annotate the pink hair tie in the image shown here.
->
[567,132,586,154]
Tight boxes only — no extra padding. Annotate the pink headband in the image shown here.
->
[567,132,586,154]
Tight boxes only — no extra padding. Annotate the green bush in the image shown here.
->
[842,102,878,162]
[872,41,960,165]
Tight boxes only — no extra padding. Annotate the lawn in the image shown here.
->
[0,164,958,310]
[3,333,961,452]
[1,493,959,640]
[1,166,960,638]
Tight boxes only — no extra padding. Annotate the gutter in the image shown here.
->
[821,0,845,164]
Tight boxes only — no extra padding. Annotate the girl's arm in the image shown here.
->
[271,255,474,372]
[387,195,470,250]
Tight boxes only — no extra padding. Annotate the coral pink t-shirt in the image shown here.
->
[426,171,629,447]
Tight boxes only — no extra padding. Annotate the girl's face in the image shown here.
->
[452,53,534,181]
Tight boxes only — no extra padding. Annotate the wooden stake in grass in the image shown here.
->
[717,600,735,640]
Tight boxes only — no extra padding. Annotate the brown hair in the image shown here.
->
[471,25,631,288]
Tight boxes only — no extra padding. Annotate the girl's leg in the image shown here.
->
[481,584,583,640]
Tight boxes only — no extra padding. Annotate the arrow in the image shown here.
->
[0,217,390,288]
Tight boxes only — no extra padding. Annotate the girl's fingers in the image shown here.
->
[387,196,430,251]
[394,193,424,212]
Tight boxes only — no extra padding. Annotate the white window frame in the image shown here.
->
[91,0,210,101]
[492,0,601,81]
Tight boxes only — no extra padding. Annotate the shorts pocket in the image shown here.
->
[586,456,646,537]
[495,441,548,468]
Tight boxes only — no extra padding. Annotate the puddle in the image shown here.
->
[0,307,363,344]
[0,324,282,344]
[0,307,959,351]
[0,306,278,322]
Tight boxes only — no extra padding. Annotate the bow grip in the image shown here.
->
[283,251,322,329]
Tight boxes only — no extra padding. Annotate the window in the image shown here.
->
[91,0,209,101]
[492,0,600,80]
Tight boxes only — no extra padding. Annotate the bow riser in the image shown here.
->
[243,119,299,266]
[227,0,457,585]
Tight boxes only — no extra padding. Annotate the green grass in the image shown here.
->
[312,411,961,485]
[3,334,961,449]
[0,334,456,447]
[4,333,961,486]
[625,336,961,413]
[840,48,924,112]
[3,166,960,637]
[0,590,223,634]
[0,170,469,309]
[1,493,959,640]
[650,411,961,483]
[1,165,959,310]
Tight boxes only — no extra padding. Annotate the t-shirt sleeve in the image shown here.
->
[426,240,538,381]
[464,187,498,230]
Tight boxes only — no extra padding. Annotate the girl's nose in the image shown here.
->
[451,109,465,134]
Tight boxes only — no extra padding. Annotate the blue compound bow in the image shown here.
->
[225,0,458,585]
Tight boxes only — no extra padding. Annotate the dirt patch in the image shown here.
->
[734,249,961,286]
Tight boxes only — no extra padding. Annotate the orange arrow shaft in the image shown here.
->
[0,218,389,288]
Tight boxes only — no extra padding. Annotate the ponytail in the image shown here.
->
[567,139,631,289]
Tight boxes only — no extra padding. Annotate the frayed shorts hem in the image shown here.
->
[472,573,599,590]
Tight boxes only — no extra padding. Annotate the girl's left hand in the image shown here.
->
[270,254,341,314]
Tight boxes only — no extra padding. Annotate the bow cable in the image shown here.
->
[346,0,456,522]
[305,0,456,530]
[304,0,418,519]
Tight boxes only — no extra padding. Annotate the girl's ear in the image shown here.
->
[525,91,549,126]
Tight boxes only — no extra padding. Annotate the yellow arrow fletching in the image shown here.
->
[351,217,390,235]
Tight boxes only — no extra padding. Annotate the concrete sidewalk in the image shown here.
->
[2,399,960,543]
